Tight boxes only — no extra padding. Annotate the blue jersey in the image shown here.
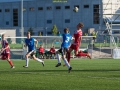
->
[61,33,72,48]
[25,38,35,51]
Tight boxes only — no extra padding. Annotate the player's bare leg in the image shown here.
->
[33,55,44,67]
[87,53,92,59]
[7,58,15,68]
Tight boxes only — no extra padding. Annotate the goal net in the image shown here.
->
[1,36,94,59]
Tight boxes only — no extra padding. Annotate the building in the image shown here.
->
[0,0,120,36]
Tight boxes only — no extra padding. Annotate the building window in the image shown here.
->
[74,5,79,8]
[47,32,52,35]
[65,19,70,23]
[65,6,70,9]
[47,20,52,24]
[6,21,9,25]
[29,7,34,11]
[84,5,89,8]
[93,4,100,24]
[13,9,18,26]
[0,9,2,12]
[47,6,52,10]
[5,9,10,12]
[38,7,43,10]
[114,30,119,34]
[56,6,61,9]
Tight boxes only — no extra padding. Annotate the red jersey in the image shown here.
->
[1,40,10,54]
[50,48,56,53]
[39,47,44,53]
[73,29,82,45]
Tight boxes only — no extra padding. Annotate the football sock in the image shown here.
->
[8,60,14,66]
[26,58,29,67]
[36,58,43,63]
[56,54,61,63]
[67,52,70,63]
[63,58,70,68]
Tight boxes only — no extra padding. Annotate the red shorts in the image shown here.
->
[70,44,80,51]
[1,53,10,60]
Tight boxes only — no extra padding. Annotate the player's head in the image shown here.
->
[2,34,5,40]
[27,32,31,38]
[64,28,69,33]
[77,22,84,29]
[40,44,43,47]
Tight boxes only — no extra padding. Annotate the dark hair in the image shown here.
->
[64,28,69,33]
[27,32,31,34]
[78,22,84,28]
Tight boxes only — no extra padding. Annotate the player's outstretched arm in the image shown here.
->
[34,39,38,48]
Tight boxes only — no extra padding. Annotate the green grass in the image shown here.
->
[0,59,120,90]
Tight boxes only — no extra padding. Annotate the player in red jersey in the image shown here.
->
[49,46,56,59]
[67,22,84,63]
[38,45,45,59]
[0,34,15,68]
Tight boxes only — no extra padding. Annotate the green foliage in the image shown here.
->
[0,59,120,90]
[38,31,42,36]
[51,24,58,35]
[28,27,34,36]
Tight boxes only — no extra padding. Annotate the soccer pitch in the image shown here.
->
[0,59,120,90]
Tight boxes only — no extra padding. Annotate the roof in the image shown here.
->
[0,0,33,3]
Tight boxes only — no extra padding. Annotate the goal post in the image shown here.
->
[4,36,94,59]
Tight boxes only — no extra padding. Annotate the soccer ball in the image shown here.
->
[73,7,79,12]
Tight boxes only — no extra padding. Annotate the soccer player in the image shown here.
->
[0,34,15,68]
[55,28,72,73]
[49,46,56,59]
[67,22,84,63]
[23,32,44,68]
[38,45,45,59]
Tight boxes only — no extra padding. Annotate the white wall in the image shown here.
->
[0,29,16,43]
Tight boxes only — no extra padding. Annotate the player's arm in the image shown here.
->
[71,35,75,40]
[1,41,9,51]
[24,39,27,47]
[34,39,38,48]
[80,36,82,41]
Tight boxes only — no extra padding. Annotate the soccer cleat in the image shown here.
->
[11,66,15,69]
[55,63,61,67]
[42,61,45,67]
[23,65,28,68]
[68,67,72,73]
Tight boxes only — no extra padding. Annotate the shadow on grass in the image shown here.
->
[1,69,120,74]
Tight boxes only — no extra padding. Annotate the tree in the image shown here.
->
[28,27,34,36]
[51,24,58,35]
[38,31,42,36]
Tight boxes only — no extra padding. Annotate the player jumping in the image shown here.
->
[67,22,91,64]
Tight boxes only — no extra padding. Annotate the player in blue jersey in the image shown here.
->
[23,32,44,68]
[55,28,72,73]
